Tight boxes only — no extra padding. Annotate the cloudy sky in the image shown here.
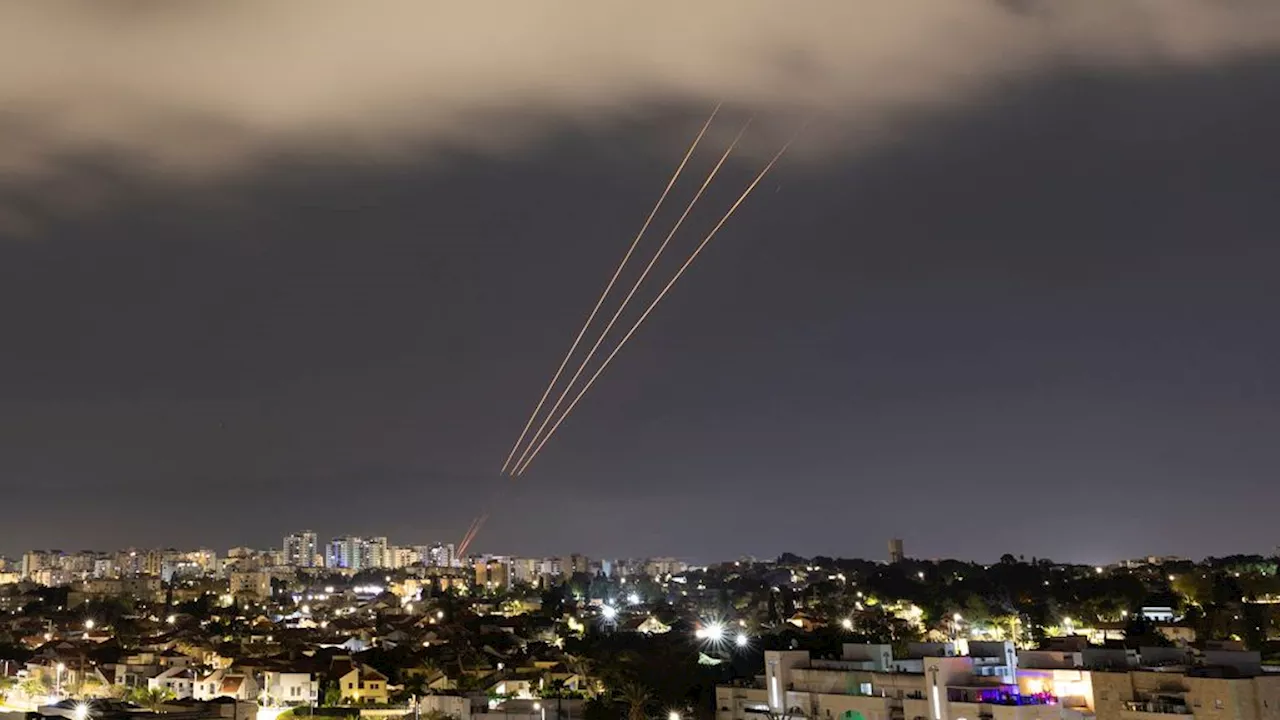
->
[2,1,1278,563]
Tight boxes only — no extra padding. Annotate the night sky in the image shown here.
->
[2,4,1279,563]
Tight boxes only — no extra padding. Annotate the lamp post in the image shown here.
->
[56,662,66,698]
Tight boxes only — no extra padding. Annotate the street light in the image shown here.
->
[840,618,853,630]
[669,712,681,720]
[74,703,89,720]
[735,633,749,648]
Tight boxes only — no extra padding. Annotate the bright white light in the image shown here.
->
[167,615,176,624]
[405,603,413,613]
[84,619,95,629]
[325,586,335,593]
[301,605,311,614]
[57,662,66,672]
[841,618,853,629]
[953,613,963,622]
[1095,567,1104,574]
[704,622,725,642]
[74,703,89,720]
[917,571,925,579]
[735,633,748,648]
[601,605,618,620]
[669,712,681,720]
[534,704,541,711]
[627,592,640,605]
[437,610,445,619]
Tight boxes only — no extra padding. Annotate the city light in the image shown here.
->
[601,604,618,620]
[841,618,853,630]
[704,622,724,642]
[84,619,95,629]
[167,614,176,624]
[74,703,89,720]
[1095,567,1104,574]
[735,633,748,647]
[953,613,963,622]
[917,571,925,579]
[627,592,640,605]
[669,712,681,720]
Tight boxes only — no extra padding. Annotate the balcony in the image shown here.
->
[1123,702,1192,715]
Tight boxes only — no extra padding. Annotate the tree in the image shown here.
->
[566,655,597,697]
[617,682,651,720]
[130,686,176,712]
[21,673,52,700]
[323,683,343,707]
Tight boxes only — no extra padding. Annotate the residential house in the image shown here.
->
[331,657,389,703]
[262,671,319,706]
[148,666,197,699]
[194,668,260,701]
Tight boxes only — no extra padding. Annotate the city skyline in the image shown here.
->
[2,5,1278,563]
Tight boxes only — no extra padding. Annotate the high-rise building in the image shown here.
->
[888,538,905,564]
[427,543,455,568]
[390,546,419,569]
[284,531,318,567]
[369,537,390,569]
[560,553,589,577]
[475,556,511,590]
[328,537,364,571]
[643,557,685,578]
[21,551,54,579]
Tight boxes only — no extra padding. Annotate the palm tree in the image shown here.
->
[130,686,176,712]
[617,682,652,720]
[565,655,596,697]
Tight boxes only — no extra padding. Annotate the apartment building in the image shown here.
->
[719,645,1280,720]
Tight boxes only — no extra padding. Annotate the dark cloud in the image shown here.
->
[0,5,1278,563]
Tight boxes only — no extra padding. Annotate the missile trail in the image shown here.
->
[457,515,480,554]
[509,118,753,476]
[513,133,800,476]
[457,513,488,557]
[498,105,722,474]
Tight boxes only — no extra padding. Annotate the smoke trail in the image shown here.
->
[509,118,753,475]
[499,105,721,474]
[514,130,800,475]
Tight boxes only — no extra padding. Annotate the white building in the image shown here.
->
[284,531,318,568]
[149,666,196,699]
[262,671,319,706]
